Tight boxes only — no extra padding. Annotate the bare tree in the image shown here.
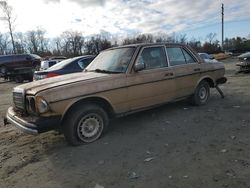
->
[122,34,154,45]
[0,32,9,54]
[188,37,202,52]
[60,31,85,56]
[206,33,217,44]
[51,37,63,55]
[14,32,27,54]
[84,35,111,55]
[36,28,48,52]
[178,34,187,44]
[26,28,49,55]
[0,1,16,53]
[26,30,39,53]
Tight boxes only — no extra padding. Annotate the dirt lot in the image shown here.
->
[0,57,250,188]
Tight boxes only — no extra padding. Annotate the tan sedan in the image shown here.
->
[6,43,226,145]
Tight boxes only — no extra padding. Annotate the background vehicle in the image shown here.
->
[40,56,67,70]
[198,53,218,63]
[236,52,250,72]
[33,55,95,80]
[0,54,41,82]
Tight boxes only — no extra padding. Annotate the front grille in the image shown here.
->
[13,91,25,110]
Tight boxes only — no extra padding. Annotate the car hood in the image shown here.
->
[17,71,109,95]
[238,52,250,58]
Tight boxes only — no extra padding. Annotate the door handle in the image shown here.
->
[165,72,174,77]
[194,68,201,71]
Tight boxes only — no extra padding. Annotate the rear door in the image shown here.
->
[166,46,200,98]
[127,45,176,111]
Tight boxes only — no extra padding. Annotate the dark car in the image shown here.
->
[0,54,41,82]
[33,55,95,80]
[236,52,250,72]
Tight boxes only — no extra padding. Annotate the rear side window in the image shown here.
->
[166,47,186,66]
[138,46,168,70]
[166,47,196,66]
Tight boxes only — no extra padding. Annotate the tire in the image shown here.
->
[0,66,7,74]
[191,80,210,106]
[62,103,109,146]
[28,75,33,82]
[15,75,24,83]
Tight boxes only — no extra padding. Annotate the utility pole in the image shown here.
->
[221,3,224,51]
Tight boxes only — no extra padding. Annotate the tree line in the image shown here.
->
[1,30,250,57]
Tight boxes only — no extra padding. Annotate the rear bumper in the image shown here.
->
[6,107,61,134]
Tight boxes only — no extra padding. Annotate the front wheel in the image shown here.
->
[62,103,109,146]
[15,75,24,83]
[0,66,7,75]
[191,81,210,105]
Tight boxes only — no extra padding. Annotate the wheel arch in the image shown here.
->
[196,76,215,88]
[61,96,115,124]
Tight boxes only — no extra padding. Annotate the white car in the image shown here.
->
[40,57,66,70]
[198,53,218,63]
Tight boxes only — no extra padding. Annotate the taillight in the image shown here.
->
[47,72,60,78]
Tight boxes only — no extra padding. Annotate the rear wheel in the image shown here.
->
[62,103,109,146]
[191,80,210,105]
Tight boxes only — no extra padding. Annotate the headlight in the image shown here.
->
[36,96,49,113]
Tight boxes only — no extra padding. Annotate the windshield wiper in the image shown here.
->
[92,69,122,74]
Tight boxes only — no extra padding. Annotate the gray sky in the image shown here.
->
[1,0,250,40]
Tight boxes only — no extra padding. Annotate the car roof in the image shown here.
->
[238,52,250,58]
[46,55,95,71]
[106,43,187,51]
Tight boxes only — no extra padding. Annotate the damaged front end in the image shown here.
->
[236,56,250,72]
[5,87,61,134]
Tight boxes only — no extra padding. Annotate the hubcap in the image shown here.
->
[77,113,103,142]
[199,87,207,101]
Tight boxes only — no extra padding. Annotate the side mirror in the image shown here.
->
[134,63,145,72]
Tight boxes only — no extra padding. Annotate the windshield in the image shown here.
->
[86,47,135,73]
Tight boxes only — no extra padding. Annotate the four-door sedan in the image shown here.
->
[5,43,226,145]
[33,55,95,80]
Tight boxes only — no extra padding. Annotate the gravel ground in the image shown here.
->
[0,57,250,188]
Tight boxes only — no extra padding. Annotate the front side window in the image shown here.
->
[86,47,135,73]
[138,46,167,70]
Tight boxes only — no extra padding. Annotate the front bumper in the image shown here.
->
[236,62,250,72]
[6,107,61,134]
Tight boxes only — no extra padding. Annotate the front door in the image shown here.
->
[126,45,176,111]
